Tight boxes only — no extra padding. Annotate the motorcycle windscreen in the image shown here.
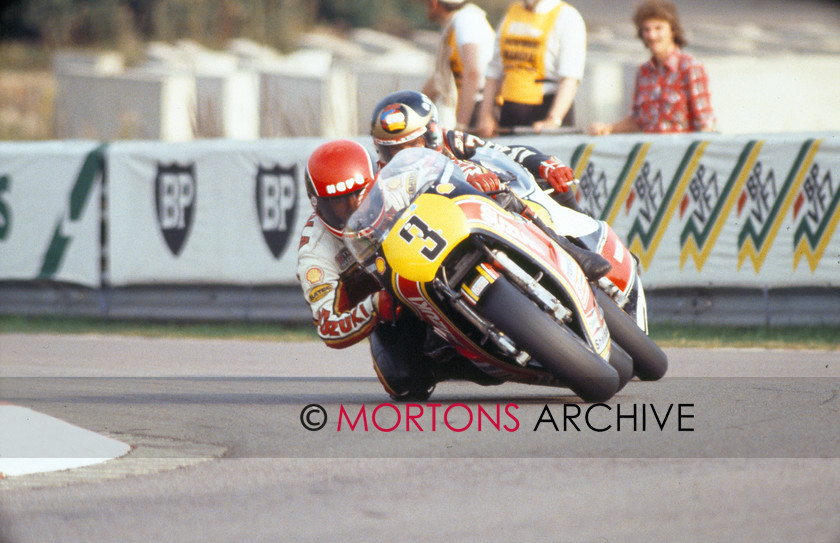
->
[344,148,455,266]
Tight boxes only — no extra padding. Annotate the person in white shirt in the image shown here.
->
[476,0,586,137]
[421,0,495,131]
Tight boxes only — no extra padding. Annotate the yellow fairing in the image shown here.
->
[382,193,470,283]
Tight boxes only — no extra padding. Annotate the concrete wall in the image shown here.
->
[51,21,840,141]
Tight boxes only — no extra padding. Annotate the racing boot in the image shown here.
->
[553,233,612,282]
[549,185,586,214]
[520,206,611,281]
[498,191,611,281]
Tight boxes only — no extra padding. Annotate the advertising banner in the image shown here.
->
[515,132,840,288]
[107,138,327,285]
[0,141,104,287]
[5,133,837,290]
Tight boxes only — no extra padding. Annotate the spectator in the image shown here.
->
[421,0,495,131]
[588,0,716,135]
[476,0,586,137]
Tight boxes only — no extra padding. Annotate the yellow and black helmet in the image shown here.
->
[370,90,443,163]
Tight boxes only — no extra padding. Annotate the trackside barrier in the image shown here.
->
[497,132,840,288]
[0,133,838,315]
[0,141,105,287]
[107,139,324,285]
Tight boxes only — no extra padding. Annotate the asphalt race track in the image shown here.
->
[1,334,839,542]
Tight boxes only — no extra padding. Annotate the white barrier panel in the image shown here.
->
[194,71,260,139]
[54,70,195,141]
[0,141,103,287]
[107,139,328,286]
[503,132,840,288]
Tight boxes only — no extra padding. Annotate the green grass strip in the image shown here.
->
[0,315,319,342]
[2,315,838,350]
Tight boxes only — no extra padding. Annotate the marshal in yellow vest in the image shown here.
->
[499,2,565,105]
[447,27,464,90]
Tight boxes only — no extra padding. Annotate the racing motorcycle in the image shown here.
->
[344,147,636,402]
[468,147,668,382]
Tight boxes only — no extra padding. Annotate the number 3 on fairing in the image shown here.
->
[399,215,448,260]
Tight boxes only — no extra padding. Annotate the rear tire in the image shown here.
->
[609,343,634,391]
[475,275,620,402]
[595,289,668,381]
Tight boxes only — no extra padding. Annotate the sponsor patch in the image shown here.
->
[375,256,387,275]
[406,172,417,195]
[386,175,404,191]
[305,267,324,284]
[307,283,333,303]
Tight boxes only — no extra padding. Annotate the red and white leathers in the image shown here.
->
[297,148,504,349]
[296,212,383,349]
[297,136,543,350]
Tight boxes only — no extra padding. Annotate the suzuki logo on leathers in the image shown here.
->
[256,163,297,259]
[155,163,196,256]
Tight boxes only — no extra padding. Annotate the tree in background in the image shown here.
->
[317,0,431,33]
[1,0,318,52]
[0,0,457,52]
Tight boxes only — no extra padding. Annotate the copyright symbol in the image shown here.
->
[300,404,327,431]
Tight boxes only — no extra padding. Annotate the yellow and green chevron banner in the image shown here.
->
[522,132,840,288]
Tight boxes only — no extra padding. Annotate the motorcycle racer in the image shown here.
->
[297,139,389,349]
[297,139,501,401]
[371,89,580,209]
[370,89,609,281]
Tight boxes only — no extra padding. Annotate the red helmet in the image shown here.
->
[305,139,376,236]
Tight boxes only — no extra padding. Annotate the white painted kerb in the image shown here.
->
[0,404,131,477]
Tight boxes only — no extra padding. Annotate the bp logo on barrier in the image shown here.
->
[155,163,196,256]
[255,163,297,259]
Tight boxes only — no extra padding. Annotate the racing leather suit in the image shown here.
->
[297,213,381,349]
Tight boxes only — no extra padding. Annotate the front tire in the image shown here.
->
[475,275,620,402]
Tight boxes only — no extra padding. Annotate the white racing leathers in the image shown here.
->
[296,213,381,348]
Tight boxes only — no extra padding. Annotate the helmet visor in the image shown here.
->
[375,136,428,163]
[315,192,363,231]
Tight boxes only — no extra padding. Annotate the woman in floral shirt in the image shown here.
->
[588,0,715,135]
